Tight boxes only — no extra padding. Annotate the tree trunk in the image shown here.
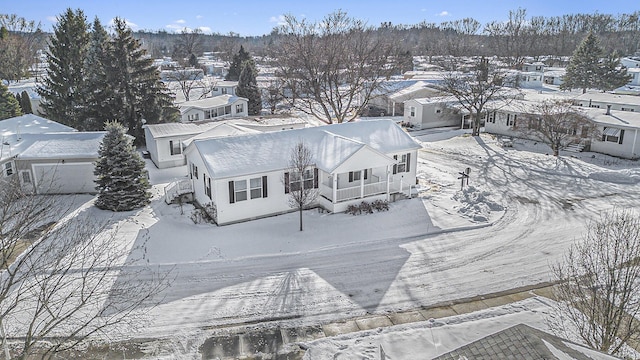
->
[299,207,303,231]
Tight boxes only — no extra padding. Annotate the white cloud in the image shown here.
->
[269,15,287,26]
[196,15,203,20]
[421,8,427,12]
[197,26,212,34]
[175,19,186,24]
[437,11,450,17]
[46,15,58,23]
[165,24,186,32]
[108,18,138,29]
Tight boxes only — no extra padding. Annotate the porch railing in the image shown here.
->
[324,180,388,202]
[164,179,193,204]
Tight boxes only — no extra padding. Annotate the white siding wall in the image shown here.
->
[591,127,640,159]
[153,136,190,169]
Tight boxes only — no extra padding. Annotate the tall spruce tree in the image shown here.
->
[0,82,21,119]
[236,59,262,115]
[225,45,250,81]
[561,32,631,93]
[94,121,150,211]
[109,18,175,144]
[82,17,113,131]
[37,8,88,128]
[19,90,32,114]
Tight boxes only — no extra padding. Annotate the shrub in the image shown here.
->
[359,201,373,214]
[371,199,389,211]
[346,204,361,215]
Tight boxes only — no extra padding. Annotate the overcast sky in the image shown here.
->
[3,0,634,36]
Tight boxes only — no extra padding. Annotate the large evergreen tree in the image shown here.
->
[82,17,113,130]
[37,8,88,128]
[94,121,150,211]
[109,18,176,143]
[236,59,262,115]
[0,82,21,119]
[19,90,32,114]
[225,45,250,81]
[561,32,631,93]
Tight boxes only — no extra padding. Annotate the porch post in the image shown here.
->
[386,165,390,201]
[632,129,638,158]
[392,101,396,116]
[332,174,338,204]
[360,170,364,198]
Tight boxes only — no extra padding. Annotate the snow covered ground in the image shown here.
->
[12,127,640,358]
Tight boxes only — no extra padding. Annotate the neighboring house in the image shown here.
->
[403,96,464,130]
[206,80,238,97]
[144,122,230,169]
[179,94,248,122]
[543,67,566,85]
[483,99,538,138]
[585,107,640,159]
[160,68,205,81]
[572,92,640,113]
[505,70,543,88]
[180,119,421,225]
[1,114,105,194]
[144,118,307,169]
[522,62,545,72]
[433,324,619,360]
[621,56,640,69]
[366,80,440,117]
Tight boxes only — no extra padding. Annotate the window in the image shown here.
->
[222,88,228,94]
[3,162,13,177]
[487,112,495,124]
[602,127,625,144]
[225,105,231,115]
[622,107,635,112]
[348,170,368,182]
[393,153,411,174]
[203,174,211,199]
[250,176,268,199]
[204,110,211,119]
[236,103,244,113]
[21,171,31,184]
[169,140,182,155]
[506,114,517,127]
[234,180,247,202]
[410,106,416,117]
[590,104,600,108]
[284,168,318,193]
[191,163,199,179]
[435,109,442,114]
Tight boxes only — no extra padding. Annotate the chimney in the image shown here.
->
[606,104,612,115]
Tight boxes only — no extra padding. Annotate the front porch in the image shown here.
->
[318,167,413,204]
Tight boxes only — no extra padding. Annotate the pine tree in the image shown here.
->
[82,17,113,131]
[236,59,262,115]
[0,82,21,120]
[109,18,176,144]
[20,90,32,114]
[37,8,89,128]
[225,45,250,81]
[94,121,150,211]
[561,32,631,93]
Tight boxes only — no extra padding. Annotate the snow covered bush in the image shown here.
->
[371,199,389,212]
[452,186,504,222]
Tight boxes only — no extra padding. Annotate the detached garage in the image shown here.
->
[15,132,106,194]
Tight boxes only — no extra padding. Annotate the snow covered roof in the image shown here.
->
[189,119,420,179]
[182,122,260,147]
[433,324,618,360]
[0,114,75,137]
[583,108,640,129]
[16,132,107,160]
[144,122,219,139]
[572,92,640,106]
[179,94,247,113]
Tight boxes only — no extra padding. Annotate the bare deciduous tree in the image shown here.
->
[164,67,206,102]
[263,79,285,115]
[172,27,203,63]
[549,209,640,357]
[0,177,170,359]
[285,141,318,231]
[271,11,401,124]
[436,57,512,136]
[0,14,44,82]
[515,99,596,156]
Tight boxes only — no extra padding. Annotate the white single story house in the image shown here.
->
[585,107,640,159]
[542,67,565,85]
[1,114,105,194]
[179,119,421,225]
[522,62,544,72]
[179,94,248,122]
[505,70,543,88]
[403,96,464,130]
[206,80,238,97]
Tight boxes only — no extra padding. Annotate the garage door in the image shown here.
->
[33,162,97,194]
